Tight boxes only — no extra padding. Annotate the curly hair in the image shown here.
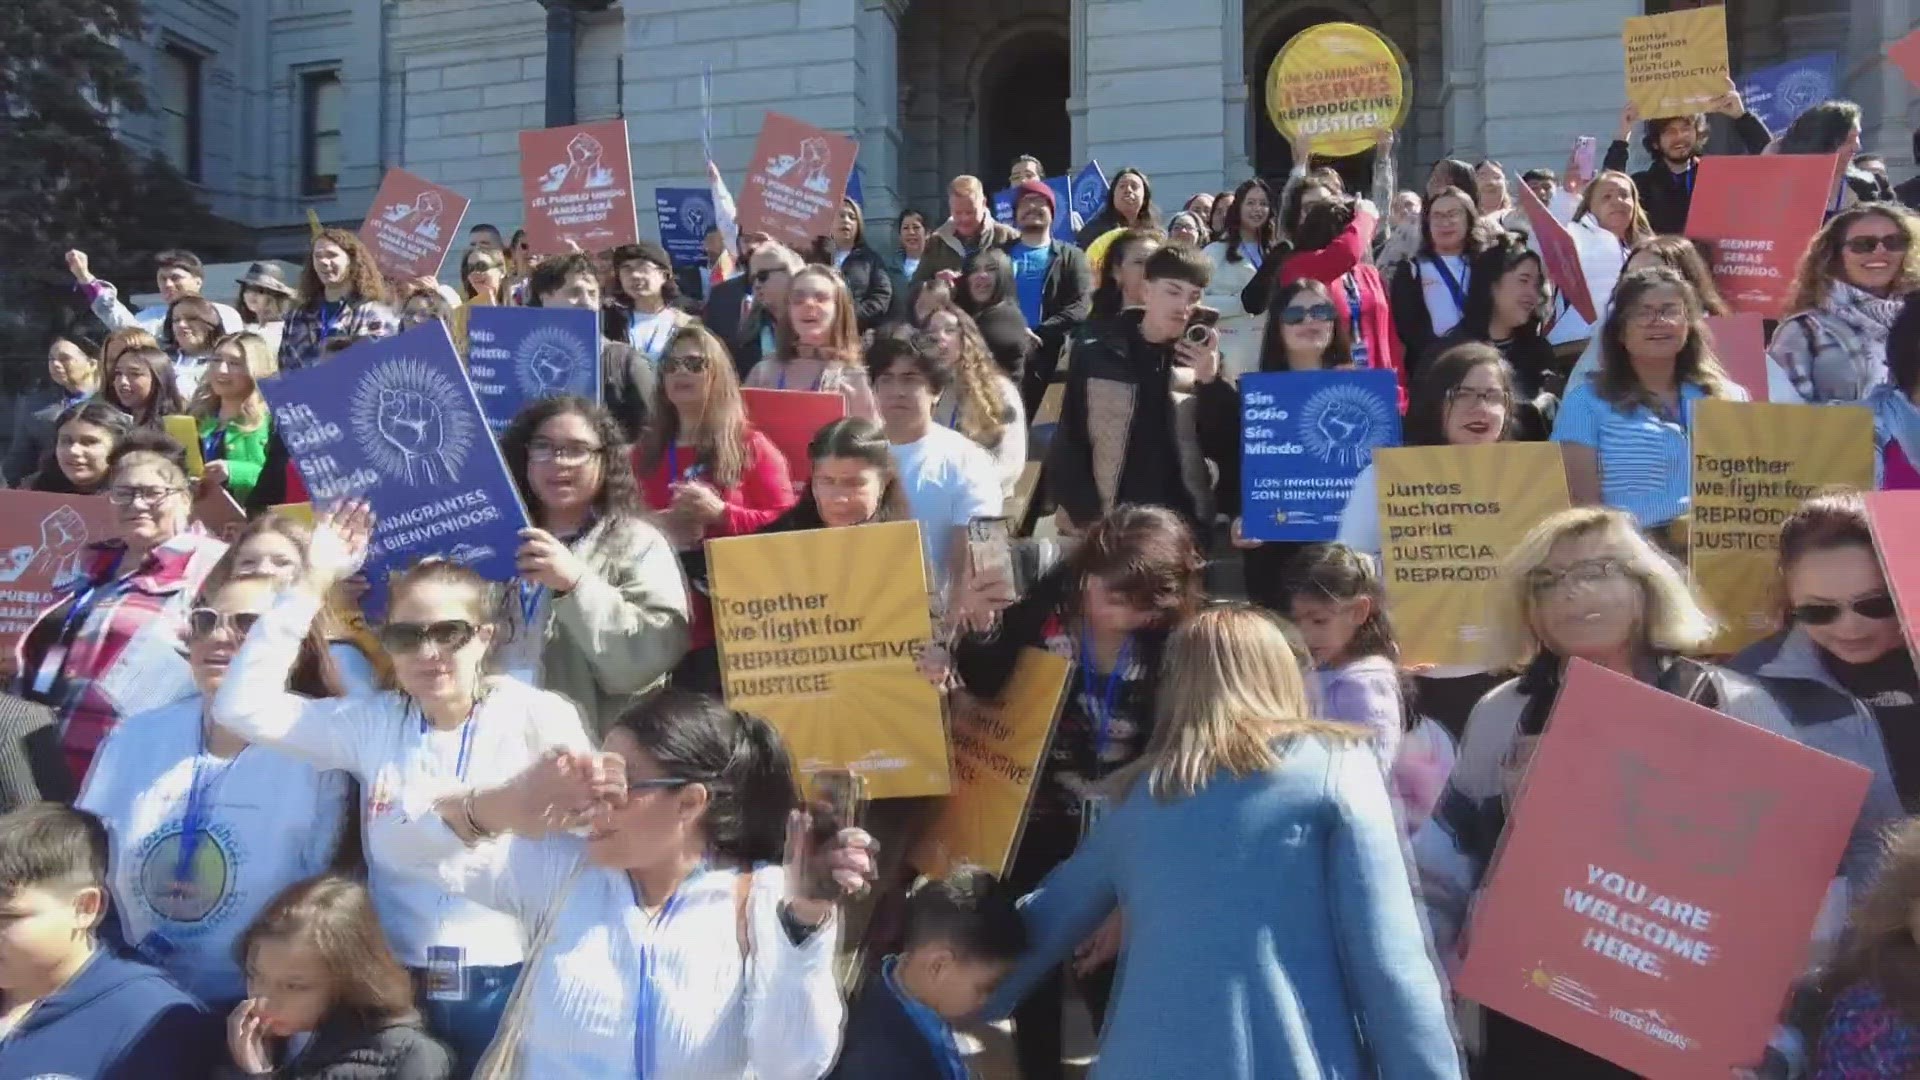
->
[499,395,641,523]
[1814,819,1920,1026]
[1062,504,1205,628]
[1783,203,1920,315]
[1592,267,1734,407]
[922,300,1009,451]
[297,228,391,308]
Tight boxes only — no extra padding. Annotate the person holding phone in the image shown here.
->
[1047,244,1220,542]
[1602,80,1771,236]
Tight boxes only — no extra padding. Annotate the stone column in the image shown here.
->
[1221,0,1255,183]
[855,0,907,244]
[1849,0,1914,165]
[1076,0,1230,203]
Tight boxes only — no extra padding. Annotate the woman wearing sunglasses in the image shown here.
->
[497,395,690,736]
[78,572,350,1010]
[636,326,796,692]
[1768,204,1920,404]
[212,505,593,1077]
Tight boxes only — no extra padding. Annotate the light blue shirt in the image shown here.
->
[1552,378,1747,528]
[1010,240,1053,329]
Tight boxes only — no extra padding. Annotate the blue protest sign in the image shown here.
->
[1071,161,1109,227]
[1739,54,1836,137]
[465,306,601,435]
[259,323,531,615]
[1240,369,1401,542]
[847,163,864,209]
[992,188,1016,225]
[655,186,716,267]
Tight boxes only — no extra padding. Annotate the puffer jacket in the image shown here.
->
[214,1015,451,1080]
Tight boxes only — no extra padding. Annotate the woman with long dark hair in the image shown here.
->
[26,400,132,494]
[1387,185,1495,372]
[4,333,101,485]
[809,198,894,331]
[1436,235,1558,435]
[763,417,911,533]
[277,229,400,370]
[1085,228,1165,323]
[105,346,187,427]
[1076,167,1159,247]
[956,246,1033,379]
[162,295,225,400]
[1201,178,1279,379]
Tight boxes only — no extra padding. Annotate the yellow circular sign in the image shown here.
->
[1265,23,1410,158]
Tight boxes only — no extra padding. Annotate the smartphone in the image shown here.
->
[966,516,1015,588]
[804,768,869,899]
[1572,136,1597,184]
[1184,305,1221,345]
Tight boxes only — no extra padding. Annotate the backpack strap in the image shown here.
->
[734,869,754,962]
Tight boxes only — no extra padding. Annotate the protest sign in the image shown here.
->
[358,168,470,281]
[1517,180,1597,324]
[1891,28,1920,89]
[1690,400,1873,653]
[1686,154,1838,318]
[192,485,248,543]
[1868,493,1920,659]
[706,520,948,799]
[846,163,864,208]
[258,323,530,617]
[518,119,638,256]
[1623,7,1730,117]
[0,493,116,653]
[1071,161,1109,229]
[735,112,858,249]
[162,415,205,478]
[1265,23,1409,157]
[654,187,717,268]
[1455,660,1869,1076]
[464,306,601,435]
[913,648,1071,878]
[1239,369,1400,542]
[1739,54,1837,136]
[740,388,847,489]
[1375,443,1570,666]
[1704,313,1768,401]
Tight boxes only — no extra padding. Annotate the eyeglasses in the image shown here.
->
[377,619,478,655]
[1628,303,1688,326]
[1280,303,1336,325]
[1791,593,1897,625]
[1526,557,1627,596]
[752,268,785,284]
[1445,387,1512,408]
[528,439,603,465]
[662,352,709,374]
[1843,234,1910,255]
[106,485,184,508]
[185,608,260,641]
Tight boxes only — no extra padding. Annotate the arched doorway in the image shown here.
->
[977,34,1071,187]
[1248,8,1395,194]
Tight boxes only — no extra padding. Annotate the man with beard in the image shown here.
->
[1001,180,1092,409]
[1601,78,1771,235]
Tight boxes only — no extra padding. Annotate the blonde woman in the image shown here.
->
[1547,168,1654,346]
[742,262,877,418]
[190,331,289,508]
[1412,507,1791,1076]
[921,299,1026,494]
[985,604,1461,1080]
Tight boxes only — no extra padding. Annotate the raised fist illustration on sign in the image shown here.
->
[798,136,833,194]
[376,388,457,485]
[540,132,614,193]
[22,505,89,583]
[524,343,570,396]
[383,191,446,239]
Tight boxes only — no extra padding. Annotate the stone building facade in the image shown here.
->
[128,0,1915,263]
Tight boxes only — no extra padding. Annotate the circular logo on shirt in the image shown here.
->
[136,825,235,925]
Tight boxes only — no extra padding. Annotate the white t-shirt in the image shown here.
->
[889,424,1003,583]
[79,696,349,1005]
[626,307,679,363]
[210,592,593,967]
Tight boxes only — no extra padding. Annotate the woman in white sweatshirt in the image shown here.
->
[211,504,592,1077]
[1202,177,1280,380]
[1546,169,1652,347]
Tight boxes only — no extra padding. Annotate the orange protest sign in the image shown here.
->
[740,388,847,489]
[1686,154,1839,318]
[913,648,1071,878]
[358,168,471,281]
[1703,313,1767,402]
[0,493,117,654]
[1867,491,1920,657]
[1622,7,1730,117]
[1517,180,1596,324]
[1890,28,1920,89]
[1455,661,1869,1076]
[518,119,638,256]
[735,112,859,248]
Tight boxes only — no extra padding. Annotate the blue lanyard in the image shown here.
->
[1426,255,1469,314]
[1681,165,1695,197]
[417,702,479,781]
[315,300,343,346]
[1343,276,1370,367]
[27,558,119,697]
[774,364,825,392]
[174,721,238,885]
[634,867,706,1079]
[665,445,704,483]
[515,580,545,633]
[1077,627,1134,769]
[200,424,223,468]
[945,399,963,429]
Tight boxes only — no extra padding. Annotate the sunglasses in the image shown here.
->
[185,608,260,641]
[1791,593,1896,625]
[377,619,479,655]
[628,777,696,794]
[753,268,784,284]
[662,352,709,373]
[1280,303,1336,325]
[1843,234,1910,255]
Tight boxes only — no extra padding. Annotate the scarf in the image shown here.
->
[1812,280,1903,391]
[1867,382,1920,475]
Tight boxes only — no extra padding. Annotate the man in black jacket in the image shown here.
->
[1001,180,1093,412]
[1601,81,1771,235]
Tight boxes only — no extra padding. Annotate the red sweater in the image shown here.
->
[635,427,797,648]
[1278,207,1407,403]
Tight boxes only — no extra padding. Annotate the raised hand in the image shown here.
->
[781,808,877,925]
[227,999,273,1075]
[515,527,586,593]
[310,499,374,593]
[63,249,94,285]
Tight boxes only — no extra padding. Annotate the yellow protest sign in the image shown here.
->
[1623,7,1729,117]
[914,648,1070,878]
[1375,443,1570,666]
[1265,23,1410,158]
[306,209,325,239]
[706,520,949,799]
[163,415,204,477]
[1690,401,1873,653]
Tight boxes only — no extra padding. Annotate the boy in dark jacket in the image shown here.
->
[0,803,216,1079]
[828,865,1026,1079]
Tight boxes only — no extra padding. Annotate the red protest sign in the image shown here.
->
[357,168,470,281]
[1455,660,1868,1077]
[1685,153,1837,319]
[741,388,847,488]
[1891,28,1920,88]
[735,112,858,248]
[1517,180,1596,324]
[1703,313,1767,402]
[0,492,117,655]
[518,119,638,256]
[1867,492,1920,655]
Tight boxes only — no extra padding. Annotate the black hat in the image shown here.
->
[611,239,674,271]
[234,261,297,298]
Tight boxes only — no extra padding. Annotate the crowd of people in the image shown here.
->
[8,63,1920,1080]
